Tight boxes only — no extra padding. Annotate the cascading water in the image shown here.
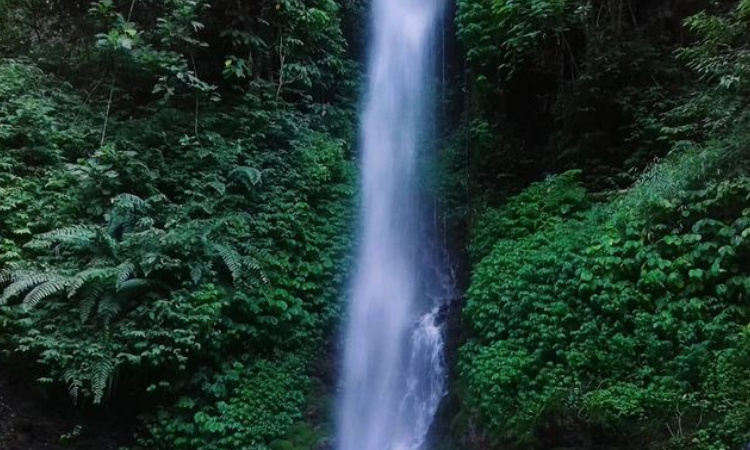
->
[337,0,451,449]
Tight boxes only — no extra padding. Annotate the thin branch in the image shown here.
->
[127,0,137,21]
[72,76,105,126]
[191,53,200,137]
[627,0,638,27]
[276,32,285,100]
[562,36,579,79]
[100,75,116,146]
[665,421,675,439]
[99,0,136,145]
[274,32,302,100]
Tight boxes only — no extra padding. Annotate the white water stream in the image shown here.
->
[337,1,450,449]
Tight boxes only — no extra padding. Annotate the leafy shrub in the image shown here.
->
[456,0,584,83]
[461,164,750,448]
[469,170,589,262]
[0,0,359,446]
[0,61,96,263]
[142,353,310,450]
[0,48,354,415]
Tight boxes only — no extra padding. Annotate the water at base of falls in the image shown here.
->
[336,0,451,449]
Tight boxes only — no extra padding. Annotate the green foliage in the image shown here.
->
[454,5,750,446]
[0,0,358,444]
[457,0,585,82]
[0,65,355,403]
[469,170,589,262]
[680,2,750,92]
[0,62,94,262]
[142,353,310,450]
[461,145,750,448]
[454,0,698,200]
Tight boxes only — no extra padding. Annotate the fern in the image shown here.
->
[116,278,152,293]
[68,267,115,298]
[106,213,128,238]
[91,356,115,404]
[77,283,107,324]
[215,244,242,282]
[23,278,68,310]
[96,228,119,259]
[246,257,269,284]
[1,272,61,305]
[0,263,27,284]
[109,194,150,236]
[116,262,136,289]
[136,217,155,228]
[86,257,114,268]
[112,193,147,211]
[248,247,271,283]
[30,225,97,248]
[97,295,121,323]
[63,370,83,405]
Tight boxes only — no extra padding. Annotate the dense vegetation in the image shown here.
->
[3,0,750,449]
[448,0,750,449]
[0,0,361,448]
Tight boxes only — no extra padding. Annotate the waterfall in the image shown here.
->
[337,0,451,449]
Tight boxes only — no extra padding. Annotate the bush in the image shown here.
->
[461,165,750,448]
[142,353,310,450]
[0,55,354,450]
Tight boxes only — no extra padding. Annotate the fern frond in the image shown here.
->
[97,295,121,322]
[78,284,106,324]
[0,263,27,284]
[86,257,113,268]
[30,226,97,247]
[23,278,68,310]
[251,247,272,260]
[1,272,60,305]
[109,194,150,235]
[96,228,119,259]
[248,247,271,283]
[245,257,269,284]
[63,370,82,405]
[91,356,115,404]
[189,264,203,285]
[22,239,54,250]
[116,278,152,293]
[79,296,97,324]
[136,217,155,229]
[112,193,147,211]
[115,262,136,289]
[68,268,115,299]
[106,212,128,237]
[214,244,242,282]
